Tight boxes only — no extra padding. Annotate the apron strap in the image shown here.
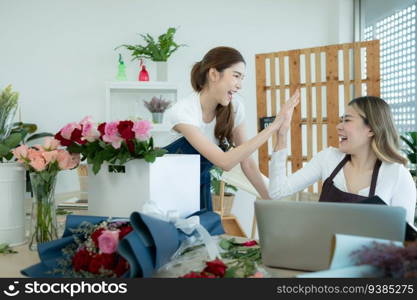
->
[368,159,382,197]
[327,155,350,181]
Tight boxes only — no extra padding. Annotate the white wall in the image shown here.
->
[0,0,353,235]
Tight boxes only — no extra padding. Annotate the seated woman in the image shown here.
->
[163,46,300,211]
[268,96,416,223]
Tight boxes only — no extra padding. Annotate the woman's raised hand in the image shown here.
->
[270,89,300,133]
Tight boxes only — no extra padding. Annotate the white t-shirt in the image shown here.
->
[164,92,245,145]
[268,147,417,223]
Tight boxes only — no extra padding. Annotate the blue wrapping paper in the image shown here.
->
[21,210,224,278]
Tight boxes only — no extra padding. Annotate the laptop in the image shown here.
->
[255,200,406,271]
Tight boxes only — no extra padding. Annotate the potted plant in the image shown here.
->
[0,85,52,246]
[143,96,172,124]
[116,27,186,81]
[400,131,417,181]
[210,166,238,216]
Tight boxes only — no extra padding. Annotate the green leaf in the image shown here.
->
[0,144,10,156]
[144,153,156,163]
[0,243,18,254]
[219,239,233,250]
[26,132,53,142]
[4,132,23,148]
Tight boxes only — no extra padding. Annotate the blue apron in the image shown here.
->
[163,137,213,211]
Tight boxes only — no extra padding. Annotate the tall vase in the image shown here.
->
[155,61,168,81]
[29,171,58,251]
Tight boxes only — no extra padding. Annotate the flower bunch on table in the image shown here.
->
[351,241,417,278]
[53,219,133,277]
[180,238,264,278]
[55,116,167,174]
[12,137,80,249]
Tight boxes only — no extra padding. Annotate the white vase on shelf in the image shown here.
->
[155,61,168,81]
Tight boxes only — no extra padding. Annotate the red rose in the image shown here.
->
[119,225,133,240]
[242,240,258,247]
[203,259,227,277]
[72,249,92,271]
[88,253,116,274]
[54,131,72,146]
[118,121,135,140]
[97,123,106,138]
[126,140,135,154]
[114,257,129,277]
[181,271,216,278]
[71,128,86,144]
[91,228,105,248]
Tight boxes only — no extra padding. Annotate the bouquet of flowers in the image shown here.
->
[52,219,133,278]
[12,137,80,249]
[180,238,264,278]
[55,116,167,174]
[351,241,417,278]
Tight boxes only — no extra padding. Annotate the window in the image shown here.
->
[363,2,416,133]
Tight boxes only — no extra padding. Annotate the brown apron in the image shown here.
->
[319,155,382,203]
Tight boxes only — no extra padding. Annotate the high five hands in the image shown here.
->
[270,88,300,135]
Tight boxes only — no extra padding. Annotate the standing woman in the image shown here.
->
[268,96,416,223]
[164,46,299,211]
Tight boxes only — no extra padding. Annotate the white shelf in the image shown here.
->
[106,81,177,91]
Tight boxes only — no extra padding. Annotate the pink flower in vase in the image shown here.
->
[28,149,47,172]
[132,120,152,141]
[61,122,81,140]
[80,116,100,142]
[43,137,61,151]
[102,121,123,149]
[56,150,73,170]
[98,230,120,254]
[12,145,29,163]
[42,150,59,165]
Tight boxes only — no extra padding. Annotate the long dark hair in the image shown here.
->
[190,46,245,149]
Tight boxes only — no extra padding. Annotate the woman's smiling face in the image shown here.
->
[336,105,374,154]
[209,62,245,106]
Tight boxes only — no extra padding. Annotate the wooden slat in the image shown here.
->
[255,55,269,176]
[265,78,369,90]
[366,40,381,96]
[353,43,362,97]
[279,54,286,106]
[314,50,323,152]
[289,50,302,172]
[326,46,340,148]
[343,44,351,106]
[270,55,277,148]
[257,40,378,57]
[305,51,313,192]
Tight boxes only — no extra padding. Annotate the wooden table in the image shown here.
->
[0,192,304,278]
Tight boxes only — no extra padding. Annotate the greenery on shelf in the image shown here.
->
[116,27,186,62]
[400,131,417,177]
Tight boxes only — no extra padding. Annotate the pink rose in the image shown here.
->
[43,137,60,151]
[103,121,123,149]
[97,230,120,254]
[61,122,81,140]
[56,150,80,170]
[132,120,152,141]
[56,150,72,170]
[12,145,29,163]
[42,150,58,165]
[81,122,100,142]
[28,149,47,172]
[80,116,100,142]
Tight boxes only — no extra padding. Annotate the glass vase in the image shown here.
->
[29,171,58,251]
